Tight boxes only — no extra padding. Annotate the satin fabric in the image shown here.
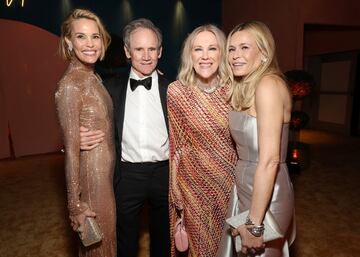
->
[217,111,296,257]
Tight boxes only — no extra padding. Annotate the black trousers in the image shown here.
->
[114,160,170,257]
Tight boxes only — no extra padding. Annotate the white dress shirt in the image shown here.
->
[121,69,169,162]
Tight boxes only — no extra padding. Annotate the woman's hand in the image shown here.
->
[231,224,265,255]
[69,208,96,233]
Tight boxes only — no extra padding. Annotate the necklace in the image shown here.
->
[198,84,218,93]
[196,78,220,94]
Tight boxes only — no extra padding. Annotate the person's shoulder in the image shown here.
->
[104,72,127,83]
[168,81,191,102]
[167,81,190,108]
[168,80,188,95]
[57,70,87,93]
[257,74,287,94]
[103,70,130,88]
[256,74,291,107]
[156,70,171,88]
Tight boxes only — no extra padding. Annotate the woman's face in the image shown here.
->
[66,18,102,65]
[191,31,221,84]
[228,30,263,77]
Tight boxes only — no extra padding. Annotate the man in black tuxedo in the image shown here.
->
[80,18,170,257]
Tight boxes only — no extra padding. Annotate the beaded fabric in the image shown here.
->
[168,80,237,257]
[55,57,116,256]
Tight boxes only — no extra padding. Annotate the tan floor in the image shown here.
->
[0,129,359,257]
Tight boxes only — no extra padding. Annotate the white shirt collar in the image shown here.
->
[129,68,158,81]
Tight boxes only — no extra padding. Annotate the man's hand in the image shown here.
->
[80,126,105,150]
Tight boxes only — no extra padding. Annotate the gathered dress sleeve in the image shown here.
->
[55,78,89,216]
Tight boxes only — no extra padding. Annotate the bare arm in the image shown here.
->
[232,75,291,253]
[250,75,288,225]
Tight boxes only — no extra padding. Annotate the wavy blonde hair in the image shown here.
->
[59,9,111,61]
[226,21,282,111]
[178,24,230,87]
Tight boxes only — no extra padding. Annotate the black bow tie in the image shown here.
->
[130,77,152,91]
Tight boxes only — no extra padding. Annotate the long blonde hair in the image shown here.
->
[178,24,230,87]
[59,9,111,61]
[227,21,282,111]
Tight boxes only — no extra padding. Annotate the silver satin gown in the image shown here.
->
[217,111,296,257]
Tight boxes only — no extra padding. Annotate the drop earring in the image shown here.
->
[68,44,73,52]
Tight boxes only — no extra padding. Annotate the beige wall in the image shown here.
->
[222,0,360,71]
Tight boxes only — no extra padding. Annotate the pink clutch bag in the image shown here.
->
[174,213,189,252]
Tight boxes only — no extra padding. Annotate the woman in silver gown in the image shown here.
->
[224,21,296,256]
[55,9,116,256]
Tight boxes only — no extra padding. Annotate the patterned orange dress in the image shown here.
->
[168,80,237,257]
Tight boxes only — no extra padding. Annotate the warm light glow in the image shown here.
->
[6,0,25,7]
[174,1,185,26]
[291,149,299,161]
[61,0,72,20]
[121,0,133,23]
[172,0,187,40]
[6,0,13,6]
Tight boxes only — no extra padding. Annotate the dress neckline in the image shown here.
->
[69,56,95,73]
[230,110,290,125]
[230,110,256,118]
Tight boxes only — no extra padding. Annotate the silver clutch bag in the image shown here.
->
[79,217,103,247]
[226,210,283,252]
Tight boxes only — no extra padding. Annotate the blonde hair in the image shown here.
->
[59,9,111,61]
[178,24,230,87]
[227,21,282,110]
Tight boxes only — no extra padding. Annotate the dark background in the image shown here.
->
[1,0,359,158]
[0,0,223,80]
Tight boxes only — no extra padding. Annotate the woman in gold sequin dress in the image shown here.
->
[168,25,237,257]
[55,9,116,256]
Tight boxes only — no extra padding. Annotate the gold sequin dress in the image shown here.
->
[55,57,116,257]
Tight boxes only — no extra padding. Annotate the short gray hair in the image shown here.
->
[123,18,162,50]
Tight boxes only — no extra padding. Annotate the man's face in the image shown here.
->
[124,28,162,78]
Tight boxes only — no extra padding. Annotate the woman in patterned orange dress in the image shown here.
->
[168,25,237,257]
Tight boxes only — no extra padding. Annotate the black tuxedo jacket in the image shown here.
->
[104,69,170,182]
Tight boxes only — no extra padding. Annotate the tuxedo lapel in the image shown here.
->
[158,74,170,131]
[104,71,129,153]
[114,75,128,145]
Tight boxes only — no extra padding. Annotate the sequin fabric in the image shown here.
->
[168,80,237,257]
[55,57,116,256]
